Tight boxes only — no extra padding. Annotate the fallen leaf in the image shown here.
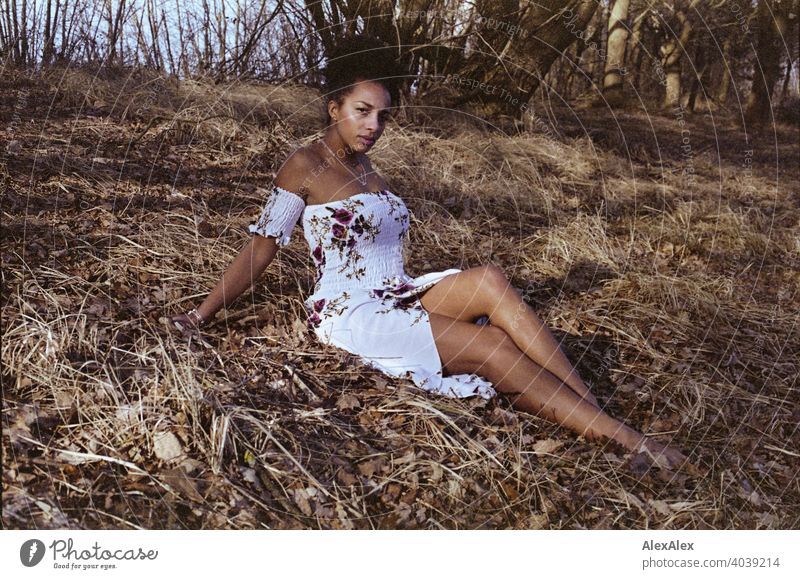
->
[357,456,386,478]
[487,406,518,428]
[500,480,520,501]
[337,469,358,486]
[447,479,465,500]
[336,503,354,529]
[293,488,313,516]
[161,466,203,502]
[382,483,401,503]
[336,393,360,411]
[618,490,645,510]
[400,488,418,505]
[153,431,183,462]
[649,499,672,516]
[528,512,549,529]
[394,449,416,464]
[532,438,564,455]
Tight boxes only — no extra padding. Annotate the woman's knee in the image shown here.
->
[471,264,512,306]
[475,325,521,373]
[431,314,520,376]
[473,263,508,287]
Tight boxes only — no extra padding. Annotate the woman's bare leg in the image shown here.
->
[426,311,686,468]
[419,265,596,404]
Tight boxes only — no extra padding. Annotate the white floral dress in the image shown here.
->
[249,185,496,399]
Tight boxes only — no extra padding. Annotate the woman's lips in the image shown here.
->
[359,136,374,146]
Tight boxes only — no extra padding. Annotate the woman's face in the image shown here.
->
[329,80,392,153]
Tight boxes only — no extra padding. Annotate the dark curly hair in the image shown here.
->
[321,34,406,125]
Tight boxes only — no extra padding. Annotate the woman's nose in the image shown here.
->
[364,113,379,131]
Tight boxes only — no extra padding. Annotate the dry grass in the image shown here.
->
[2,66,798,529]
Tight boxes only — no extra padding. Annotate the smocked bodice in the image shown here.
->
[302,190,411,295]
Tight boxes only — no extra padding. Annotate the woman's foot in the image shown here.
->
[637,437,688,470]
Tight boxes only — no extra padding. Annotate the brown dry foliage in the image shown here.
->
[2,67,798,529]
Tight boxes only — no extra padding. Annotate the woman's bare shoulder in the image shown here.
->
[274,146,323,202]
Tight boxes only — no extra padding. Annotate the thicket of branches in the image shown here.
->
[2,1,798,122]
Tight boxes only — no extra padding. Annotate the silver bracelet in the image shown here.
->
[187,308,206,327]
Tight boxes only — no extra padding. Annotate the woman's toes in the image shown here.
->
[640,439,687,470]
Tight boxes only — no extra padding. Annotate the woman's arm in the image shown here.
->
[173,234,279,329]
[173,148,313,331]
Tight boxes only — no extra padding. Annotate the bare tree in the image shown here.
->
[716,36,735,106]
[658,0,700,109]
[104,0,127,66]
[603,0,630,106]
[41,0,61,65]
[744,0,797,124]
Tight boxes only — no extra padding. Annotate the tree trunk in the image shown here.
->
[304,0,335,56]
[61,0,80,63]
[445,0,600,116]
[663,60,681,108]
[20,0,28,66]
[603,0,630,106]
[234,0,241,76]
[687,42,706,111]
[217,0,227,80]
[659,0,698,109]
[42,0,52,64]
[161,8,175,74]
[132,9,150,67]
[716,36,733,106]
[628,9,647,93]
[106,0,115,64]
[6,0,21,64]
[779,12,797,106]
[0,4,7,58]
[41,0,61,65]
[105,0,127,66]
[203,0,212,72]
[522,0,599,105]
[147,0,162,70]
[780,52,795,105]
[586,12,605,89]
[744,0,791,125]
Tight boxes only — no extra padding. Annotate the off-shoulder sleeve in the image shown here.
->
[248,185,306,247]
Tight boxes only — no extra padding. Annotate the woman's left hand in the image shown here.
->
[168,310,212,349]
[170,312,202,337]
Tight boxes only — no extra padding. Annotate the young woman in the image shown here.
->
[171,35,687,471]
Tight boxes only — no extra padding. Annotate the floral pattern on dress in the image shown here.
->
[304,291,351,329]
[381,192,411,243]
[368,277,426,324]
